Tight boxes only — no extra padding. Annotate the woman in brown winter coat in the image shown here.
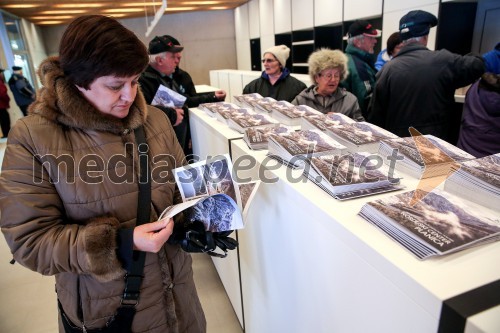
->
[0,15,206,332]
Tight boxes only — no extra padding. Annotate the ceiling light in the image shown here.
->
[103,8,144,13]
[121,2,163,6]
[39,10,87,14]
[209,6,229,10]
[30,16,74,20]
[53,4,104,8]
[37,21,65,25]
[183,1,222,4]
[2,4,41,8]
[165,7,198,11]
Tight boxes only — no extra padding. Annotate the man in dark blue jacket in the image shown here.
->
[368,10,485,141]
[8,66,35,116]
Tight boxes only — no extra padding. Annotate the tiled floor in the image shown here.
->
[0,140,243,333]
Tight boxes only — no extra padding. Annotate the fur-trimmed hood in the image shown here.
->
[30,56,148,134]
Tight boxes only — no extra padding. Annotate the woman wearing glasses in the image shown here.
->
[292,48,365,121]
[243,45,306,102]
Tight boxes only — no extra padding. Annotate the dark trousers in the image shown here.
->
[19,104,29,116]
[0,108,10,138]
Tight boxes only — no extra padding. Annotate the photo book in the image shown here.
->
[301,112,356,132]
[238,180,262,220]
[152,84,187,108]
[304,152,404,200]
[233,93,264,109]
[267,128,347,168]
[358,188,500,259]
[325,122,399,153]
[444,153,500,212]
[248,97,278,113]
[267,102,323,126]
[378,135,475,178]
[198,102,242,118]
[243,125,295,150]
[226,112,280,134]
[166,154,244,232]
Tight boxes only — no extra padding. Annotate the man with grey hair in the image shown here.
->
[341,20,381,118]
[368,10,485,141]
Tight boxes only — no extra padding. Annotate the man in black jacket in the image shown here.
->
[368,10,485,141]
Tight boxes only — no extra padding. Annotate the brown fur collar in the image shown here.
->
[30,56,148,134]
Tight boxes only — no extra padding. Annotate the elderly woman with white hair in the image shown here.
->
[292,48,364,121]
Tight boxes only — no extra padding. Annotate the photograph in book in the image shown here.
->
[359,189,500,259]
[243,125,295,150]
[301,112,356,132]
[215,107,254,123]
[238,180,261,219]
[227,113,280,133]
[270,129,346,156]
[173,154,241,209]
[306,152,403,199]
[267,102,323,126]
[325,122,399,152]
[151,84,187,108]
[250,97,277,113]
[199,102,240,117]
[453,153,500,188]
[233,93,264,108]
[159,194,244,232]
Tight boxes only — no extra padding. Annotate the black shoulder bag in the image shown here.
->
[59,126,150,333]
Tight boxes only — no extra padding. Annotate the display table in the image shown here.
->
[230,139,500,333]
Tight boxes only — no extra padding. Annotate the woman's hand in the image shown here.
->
[133,218,174,253]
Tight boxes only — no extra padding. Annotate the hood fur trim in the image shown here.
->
[30,56,148,134]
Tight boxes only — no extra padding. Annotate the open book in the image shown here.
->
[358,188,500,259]
[162,155,244,232]
[151,84,187,108]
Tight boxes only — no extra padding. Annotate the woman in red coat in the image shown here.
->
[0,68,10,138]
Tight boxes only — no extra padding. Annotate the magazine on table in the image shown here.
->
[301,112,356,132]
[443,153,500,211]
[233,93,264,109]
[304,152,404,200]
[151,84,187,108]
[378,135,475,178]
[238,180,262,220]
[267,128,347,168]
[226,112,280,133]
[358,188,500,259]
[166,155,244,232]
[243,125,296,150]
[325,122,399,153]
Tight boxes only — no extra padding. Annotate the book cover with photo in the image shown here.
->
[267,102,323,126]
[249,97,277,113]
[152,84,187,108]
[198,102,241,117]
[305,152,404,200]
[325,122,399,153]
[358,188,500,259]
[233,93,264,108]
[267,129,347,168]
[238,180,262,220]
[444,153,500,211]
[378,135,475,178]
[213,106,254,124]
[243,125,295,150]
[227,112,280,133]
[301,112,356,132]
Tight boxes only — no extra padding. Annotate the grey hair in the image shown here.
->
[149,52,167,63]
[402,36,425,46]
[307,48,349,84]
[347,35,365,45]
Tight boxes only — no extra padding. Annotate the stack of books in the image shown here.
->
[326,122,399,153]
[198,102,241,118]
[248,97,277,113]
[243,125,295,150]
[267,102,323,126]
[226,112,279,134]
[267,129,347,168]
[301,112,356,132]
[233,93,264,109]
[358,188,500,259]
[444,153,500,211]
[213,107,254,124]
[304,152,404,200]
[378,135,475,178]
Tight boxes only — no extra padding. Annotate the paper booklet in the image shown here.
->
[238,180,262,220]
[266,102,324,126]
[301,112,356,132]
[267,128,347,168]
[358,188,500,259]
[233,93,264,109]
[226,112,280,134]
[243,125,295,150]
[444,153,500,212]
[325,122,399,153]
[165,154,244,232]
[151,84,187,108]
[378,135,475,178]
[249,97,277,113]
[304,152,404,200]
[198,102,241,118]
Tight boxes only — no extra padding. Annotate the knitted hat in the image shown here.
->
[263,45,290,68]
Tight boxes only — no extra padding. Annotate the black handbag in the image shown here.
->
[59,126,150,333]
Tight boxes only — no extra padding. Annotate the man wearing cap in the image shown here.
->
[139,35,191,154]
[368,10,485,140]
[341,20,381,118]
[0,68,11,137]
[243,45,306,102]
[164,35,227,107]
[8,66,36,116]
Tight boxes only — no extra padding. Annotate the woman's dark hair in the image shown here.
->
[386,32,402,56]
[59,15,149,89]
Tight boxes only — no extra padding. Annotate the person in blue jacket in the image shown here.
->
[483,42,499,74]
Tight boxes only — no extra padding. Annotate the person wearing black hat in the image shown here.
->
[7,65,36,116]
[164,35,227,107]
[341,20,382,118]
[368,10,485,141]
[139,35,192,155]
[0,68,11,137]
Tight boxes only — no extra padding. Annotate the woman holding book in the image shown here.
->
[292,48,365,122]
[0,15,206,332]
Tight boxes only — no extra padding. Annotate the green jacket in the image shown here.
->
[342,44,377,117]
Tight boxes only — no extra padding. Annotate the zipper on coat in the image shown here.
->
[77,276,87,331]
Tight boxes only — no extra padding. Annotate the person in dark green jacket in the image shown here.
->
[243,45,306,102]
[341,20,381,118]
